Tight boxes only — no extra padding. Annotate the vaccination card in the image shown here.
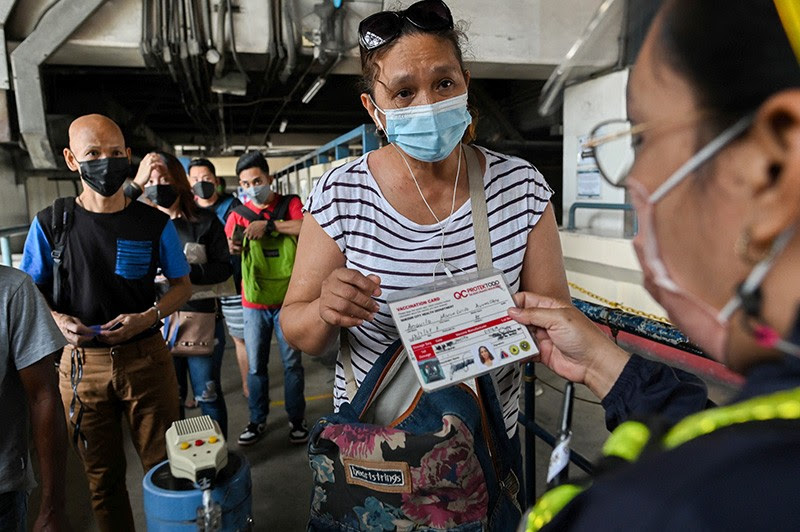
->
[387,270,537,392]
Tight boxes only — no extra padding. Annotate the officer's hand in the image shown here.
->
[319,269,382,328]
[244,220,274,240]
[51,312,93,346]
[228,238,242,255]
[508,292,630,400]
[98,311,156,344]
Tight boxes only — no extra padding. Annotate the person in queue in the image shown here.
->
[187,158,250,399]
[280,0,568,492]
[143,152,231,436]
[0,267,70,531]
[20,114,191,531]
[509,1,800,529]
[224,151,308,446]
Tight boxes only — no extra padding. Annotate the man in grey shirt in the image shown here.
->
[0,265,69,530]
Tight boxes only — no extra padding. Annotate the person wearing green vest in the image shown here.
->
[224,151,308,447]
[508,0,800,530]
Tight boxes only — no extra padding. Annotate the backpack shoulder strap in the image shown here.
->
[215,195,236,221]
[273,194,298,221]
[465,145,492,271]
[51,197,76,307]
[233,204,262,223]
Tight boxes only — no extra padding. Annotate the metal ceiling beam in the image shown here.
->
[162,132,339,149]
[0,0,17,90]
[11,0,106,169]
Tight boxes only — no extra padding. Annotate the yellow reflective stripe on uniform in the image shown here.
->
[775,0,800,63]
[601,421,651,462]
[664,387,800,450]
[524,484,585,532]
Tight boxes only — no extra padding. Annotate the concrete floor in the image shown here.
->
[28,333,733,531]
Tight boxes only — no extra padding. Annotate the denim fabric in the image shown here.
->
[173,354,228,438]
[243,307,305,424]
[0,491,26,532]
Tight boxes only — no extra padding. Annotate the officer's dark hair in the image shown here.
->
[658,0,800,134]
[188,157,216,176]
[235,151,269,177]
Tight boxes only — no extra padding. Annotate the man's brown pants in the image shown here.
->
[59,333,179,532]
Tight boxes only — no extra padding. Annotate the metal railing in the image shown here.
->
[273,124,379,180]
[566,201,637,235]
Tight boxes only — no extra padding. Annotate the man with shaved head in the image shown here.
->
[20,114,192,530]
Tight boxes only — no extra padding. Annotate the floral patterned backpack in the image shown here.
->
[307,339,524,531]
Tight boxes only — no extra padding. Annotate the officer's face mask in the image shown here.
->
[370,92,472,163]
[192,180,216,200]
[144,184,179,208]
[629,116,796,363]
[75,156,131,197]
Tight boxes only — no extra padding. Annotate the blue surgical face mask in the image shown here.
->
[371,92,472,162]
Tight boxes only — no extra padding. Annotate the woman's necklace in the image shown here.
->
[392,143,464,279]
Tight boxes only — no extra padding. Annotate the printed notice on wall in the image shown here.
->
[577,134,602,198]
[387,270,537,391]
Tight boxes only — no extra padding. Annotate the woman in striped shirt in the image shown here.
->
[280,0,569,438]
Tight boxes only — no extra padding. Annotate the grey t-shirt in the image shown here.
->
[0,266,66,493]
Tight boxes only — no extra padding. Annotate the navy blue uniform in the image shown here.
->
[545,354,800,531]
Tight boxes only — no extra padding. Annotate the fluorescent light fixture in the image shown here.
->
[211,72,248,96]
[279,118,289,133]
[301,76,326,104]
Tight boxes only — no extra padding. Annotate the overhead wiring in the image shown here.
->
[226,0,249,81]
[258,57,319,147]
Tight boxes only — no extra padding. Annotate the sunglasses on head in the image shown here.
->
[358,0,454,51]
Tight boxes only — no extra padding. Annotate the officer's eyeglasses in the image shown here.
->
[583,119,655,188]
[585,114,753,189]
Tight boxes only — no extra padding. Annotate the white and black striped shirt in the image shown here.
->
[306,145,553,436]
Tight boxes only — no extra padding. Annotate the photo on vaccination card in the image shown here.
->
[387,270,537,391]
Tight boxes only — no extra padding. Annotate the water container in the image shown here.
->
[143,451,253,531]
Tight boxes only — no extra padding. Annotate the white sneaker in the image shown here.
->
[238,422,266,446]
[288,420,309,444]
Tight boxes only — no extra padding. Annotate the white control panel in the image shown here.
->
[165,415,228,485]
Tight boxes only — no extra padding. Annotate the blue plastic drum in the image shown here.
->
[143,451,253,531]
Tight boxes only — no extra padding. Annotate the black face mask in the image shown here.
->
[144,184,179,208]
[78,157,131,197]
[192,181,216,200]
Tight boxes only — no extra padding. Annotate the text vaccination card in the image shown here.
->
[388,270,538,392]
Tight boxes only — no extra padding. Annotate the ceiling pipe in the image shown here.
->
[11,0,107,169]
[279,0,297,84]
